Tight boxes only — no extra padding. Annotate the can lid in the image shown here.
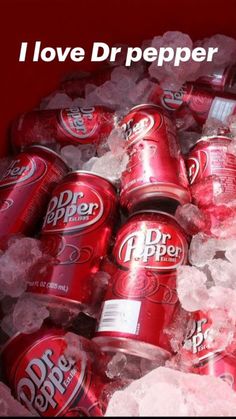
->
[63,170,117,191]
[196,134,232,145]
[26,144,69,170]
[128,209,178,222]
[128,103,164,113]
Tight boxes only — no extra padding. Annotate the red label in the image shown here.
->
[0,155,47,188]
[14,335,87,417]
[43,183,104,233]
[115,222,186,271]
[121,108,162,146]
[60,107,98,139]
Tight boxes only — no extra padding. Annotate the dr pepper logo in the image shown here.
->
[121,108,162,146]
[60,107,98,139]
[0,155,46,188]
[43,184,104,233]
[115,225,187,270]
[187,150,208,185]
[15,335,87,416]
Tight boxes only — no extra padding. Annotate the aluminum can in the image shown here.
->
[0,145,68,243]
[196,65,236,93]
[186,135,236,207]
[94,211,188,360]
[120,104,190,213]
[11,106,114,151]
[183,310,236,391]
[151,83,236,125]
[27,171,118,308]
[1,327,108,416]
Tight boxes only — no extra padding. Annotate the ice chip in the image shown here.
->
[60,145,83,170]
[42,92,73,110]
[106,353,127,379]
[175,204,210,236]
[177,265,209,312]
[189,233,217,267]
[88,151,129,184]
[148,32,200,89]
[207,259,236,288]
[107,127,126,156]
[12,294,49,334]
[105,366,236,416]
[0,381,33,416]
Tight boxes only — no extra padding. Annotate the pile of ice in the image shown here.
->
[106,367,236,417]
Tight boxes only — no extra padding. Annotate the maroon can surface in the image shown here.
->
[0,145,68,243]
[94,211,188,360]
[151,83,236,125]
[27,171,118,308]
[120,104,190,213]
[196,65,236,93]
[11,106,114,151]
[186,136,236,207]
[1,328,108,416]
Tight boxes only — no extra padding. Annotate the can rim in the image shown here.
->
[128,209,179,222]
[0,331,21,355]
[128,103,164,112]
[195,134,232,145]
[63,170,117,191]
[26,144,69,169]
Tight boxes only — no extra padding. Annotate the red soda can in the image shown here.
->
[186,136,236,207]
[1,327,109,416]
[120,104,190,213]
[183,311,236,391]
[151,83,236,125]
[27,171,118,309]
[94,211,188,360]
[0,145,68,243]
[11,106,114,151]
[196,65,236,93]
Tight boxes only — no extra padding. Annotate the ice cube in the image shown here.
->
[148,32,200,89]
[87,151,129,184]
[177,265,209,312]
[0,237,44,298]
[0,381,33,416]
[189,233,217,267]
[207,259,236,288]
[105,366,236,416]
[12,294,49,334]
[106,353,127,379]
[60,145,83,170]
[175,204,210,236]
[41,92,73,110]
[107,127,126,156]
[203,117,230,135]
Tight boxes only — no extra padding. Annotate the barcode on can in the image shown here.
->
[209,97,236,122]
[97,299,141,334]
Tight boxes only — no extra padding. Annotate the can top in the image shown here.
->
[128,103,164,113]
[129,209,179,223]
[196,134,232,145]
[63,170,117,191]
[26,144,69,170]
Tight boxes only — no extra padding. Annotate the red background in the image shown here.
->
[1,0,236,155]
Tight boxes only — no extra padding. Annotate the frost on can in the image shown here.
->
[0,145,68,244]
[1,328,108,416]
[27,171,118,308]
[94,211,188,361]
[120,104,190,213]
